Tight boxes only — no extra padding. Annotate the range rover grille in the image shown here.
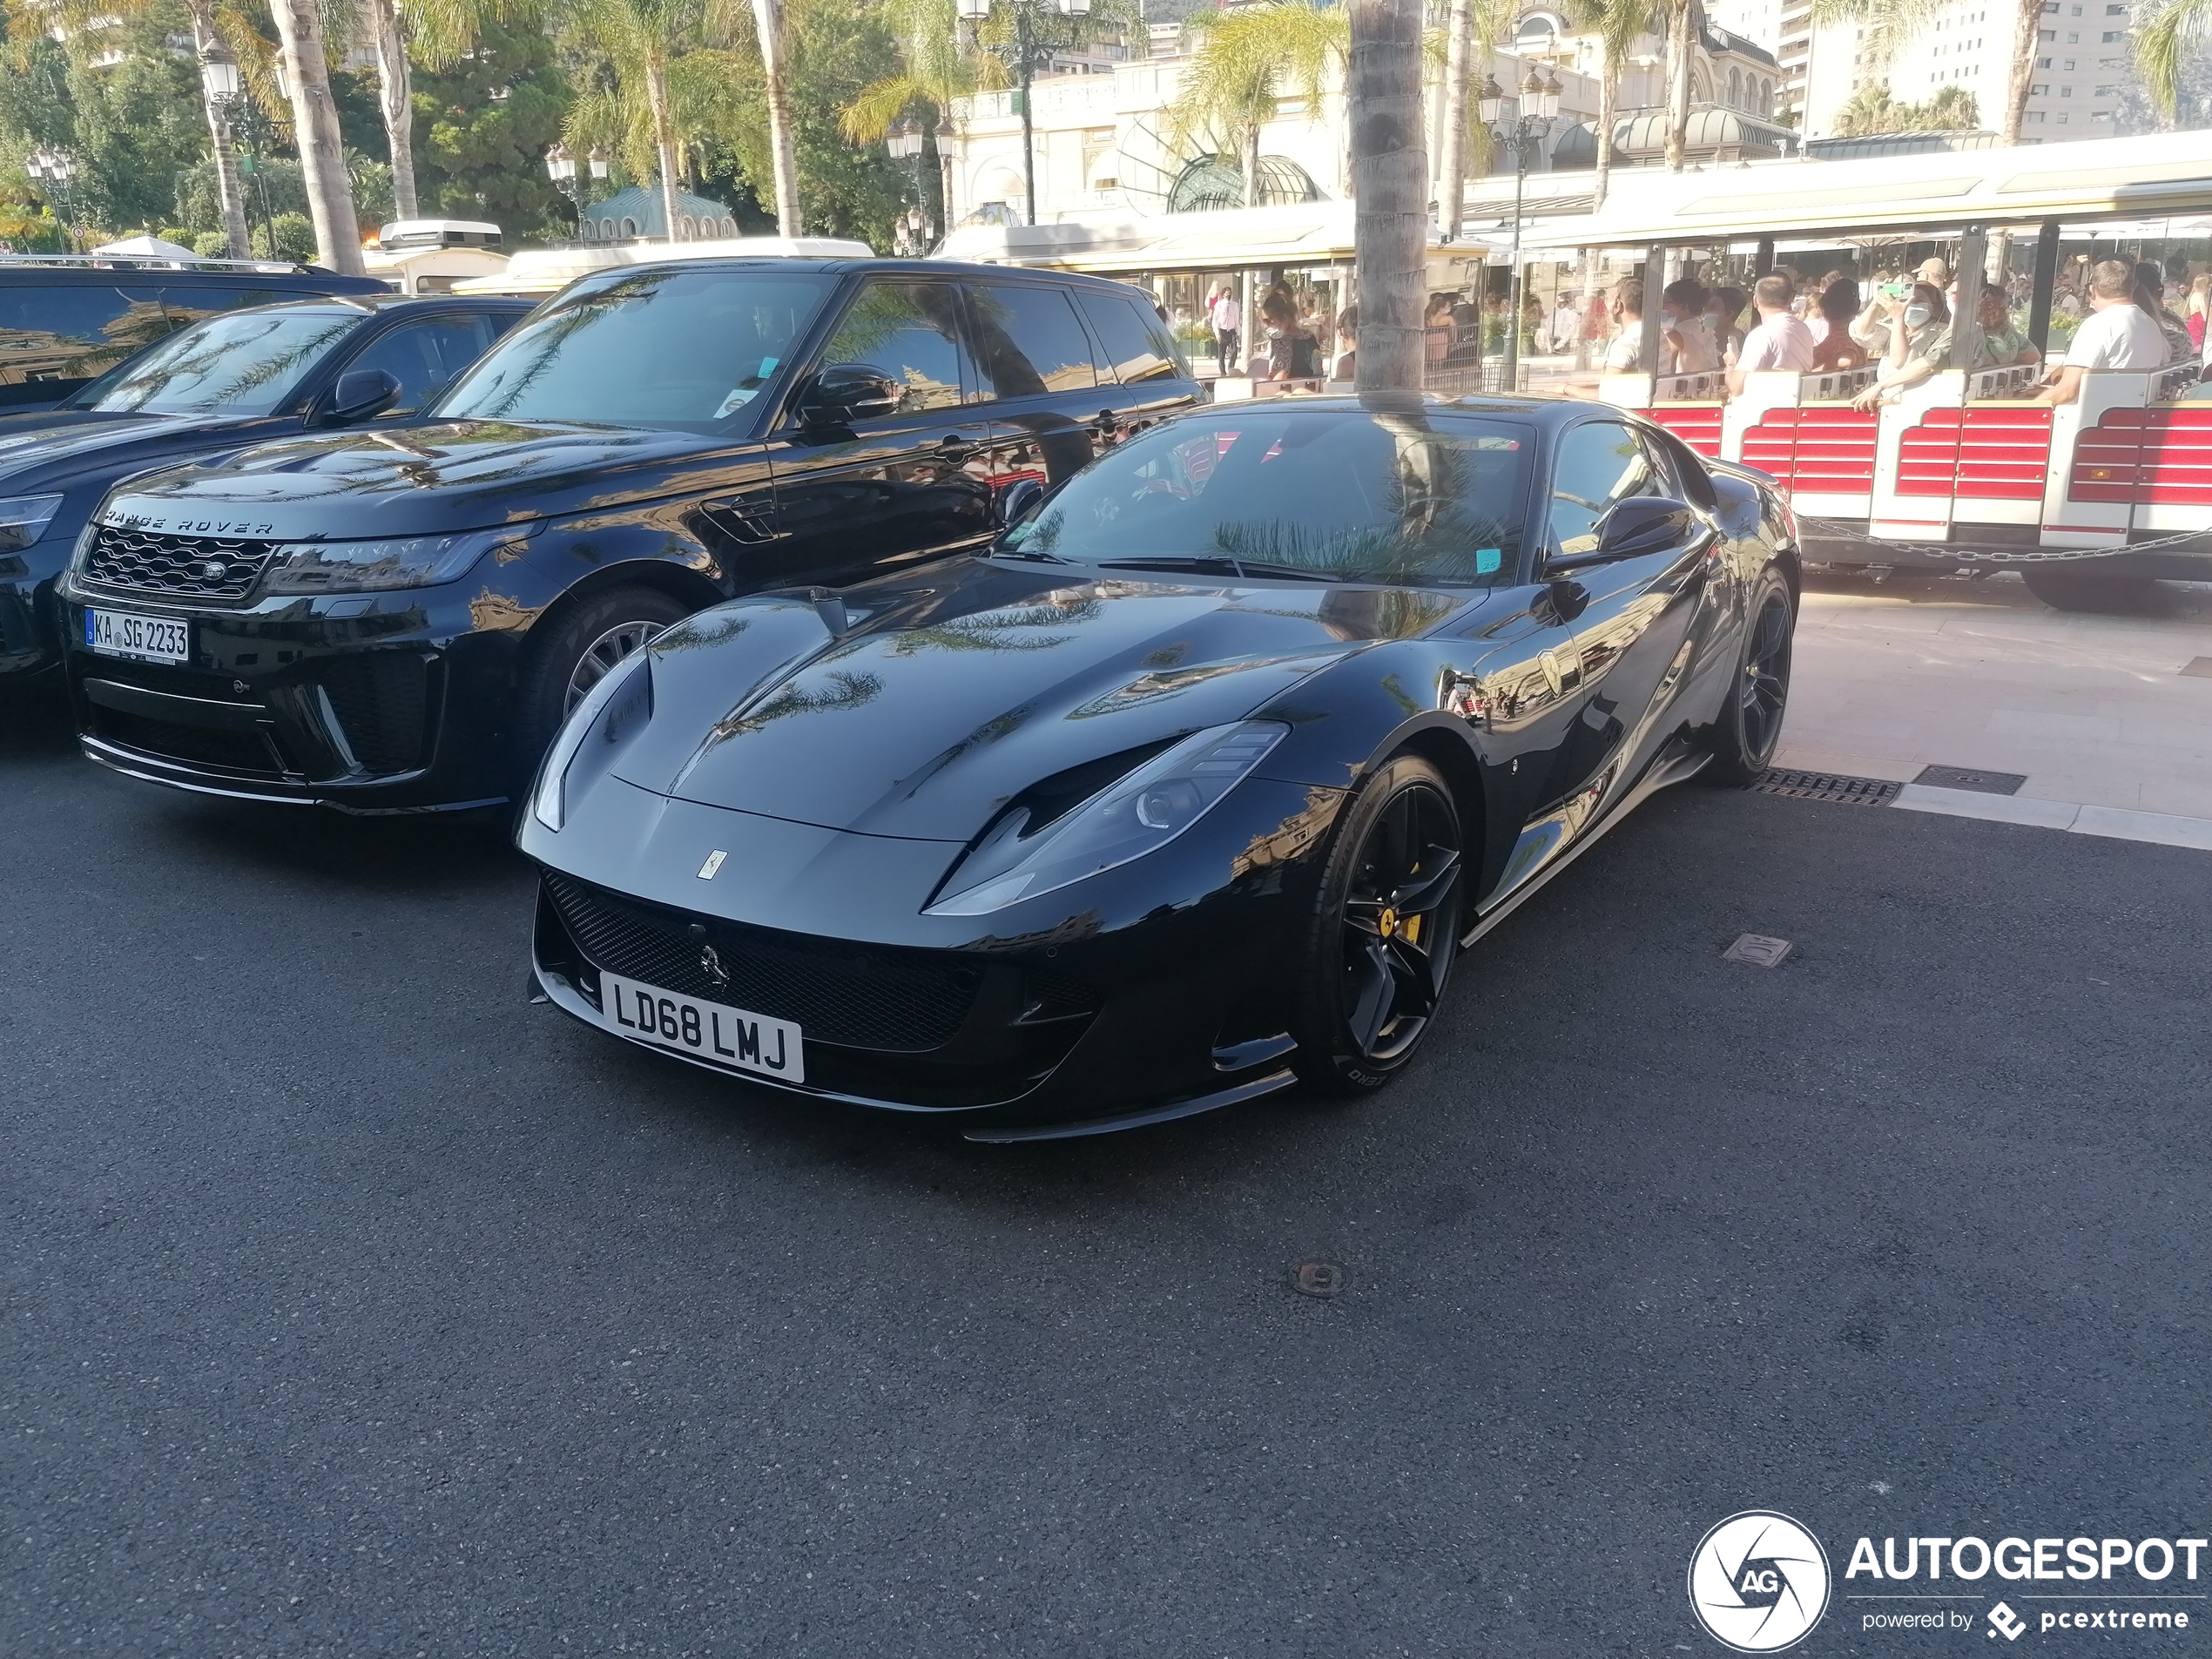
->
[80,524,280,602]
[543,871,982,1051]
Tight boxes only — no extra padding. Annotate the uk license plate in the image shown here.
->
[599,972,806,1083]
[84,607,190,665]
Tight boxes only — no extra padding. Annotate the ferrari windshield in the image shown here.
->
[71,307,360,416]
[1000,408,1534,585]
[435,267,833,433]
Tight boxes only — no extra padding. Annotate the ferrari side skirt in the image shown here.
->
[1460,738,1712,949]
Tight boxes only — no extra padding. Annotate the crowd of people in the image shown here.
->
[1571,252,2202,408]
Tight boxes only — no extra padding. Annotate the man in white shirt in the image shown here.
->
[1726,273,1816,395]
[1207,288,1242,374]
[2033,258,2167,407]
[1659,279,1720,375]
[1541,293,1580,354]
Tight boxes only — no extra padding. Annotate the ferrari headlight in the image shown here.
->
[927,721,1288,916]
[0,493,63,551]
[529,647,654,832]
[261,523,536,596]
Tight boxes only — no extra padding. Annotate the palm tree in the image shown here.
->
[1564,0,1656,212]
[2138,0,2209,121]
[268,0,367,272]
[842,0,972,235]
[1170,1,1347,210]
[562,0,711,241]
[1433,0,1516,238]
[8,0,255,255]
[359,0,419,219]
[750,0,801,233]
[1348,0,1425,390]
[1660,0,1694,172]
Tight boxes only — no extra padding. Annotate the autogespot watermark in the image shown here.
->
[1688,1518,2208,1649]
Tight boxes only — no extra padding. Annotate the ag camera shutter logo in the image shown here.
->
[1689,1511,1832,1652]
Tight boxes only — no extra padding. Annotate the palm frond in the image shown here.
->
[2134,0,2209,121]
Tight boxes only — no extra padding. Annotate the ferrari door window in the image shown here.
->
[1000,408,1529,585]
[813,280,968,413]
[965,283,1098,400]
[1547,421,1665,556]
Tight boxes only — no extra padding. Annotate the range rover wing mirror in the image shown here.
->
[326,368,402,426]
[797,364,900,428]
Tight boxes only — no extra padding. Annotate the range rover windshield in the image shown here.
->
[68,307,359,416]
[434,268,834,433]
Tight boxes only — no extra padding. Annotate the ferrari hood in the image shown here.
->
[94,420,742,541]
[612,558,1471,843]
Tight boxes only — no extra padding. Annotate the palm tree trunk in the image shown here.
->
[1348,0,1427,392]
[1435,0,1473,239]
[268,0,366,273]
[1593,59,1617,210]
[645,51,685,240]
[2004,0,2038,141]
[752,0,803,234]
[368,0,418,221]
[1243,119,1261,206]
[186,1,251,259]
[1663,0,1693,173]
[919,105,945,238]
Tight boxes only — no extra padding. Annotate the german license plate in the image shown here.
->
[599,972,805,1083]
[84,607,189,665]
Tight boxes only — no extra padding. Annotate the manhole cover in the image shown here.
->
[1913,764,2027,796]
[1751,768,1901,805]
[1290,1260,1348,1298]
[1723,933,1793,968]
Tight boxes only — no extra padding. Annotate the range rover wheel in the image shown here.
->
[1293,754,1465,1096]
[517,586,693,765]
[1701,565,1795,786]
[2021,567,2157,611]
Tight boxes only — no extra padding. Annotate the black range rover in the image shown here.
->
[57,257,1197,813]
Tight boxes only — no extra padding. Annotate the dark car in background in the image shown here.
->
[55,257,1197,814]
[0,257,391,413]
[519,397,1800,1137]
[0,295,531,687]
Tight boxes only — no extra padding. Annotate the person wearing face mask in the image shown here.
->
[1851,282,1952,408]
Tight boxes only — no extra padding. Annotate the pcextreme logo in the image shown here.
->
[1689,1511,1834,1652]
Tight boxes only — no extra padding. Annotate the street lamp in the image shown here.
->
[27,147,79,253]
[198,40,241,104]
[1482,68,1562,387]
[545,141,586,235]
[196,42,251,260]
[957,0,1090,227]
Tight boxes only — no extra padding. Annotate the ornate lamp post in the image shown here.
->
[197,42,252,260]
[545,142,581,233]
[26,148,79,253]
[954,0,1089,228]
[1479,68,1561,387]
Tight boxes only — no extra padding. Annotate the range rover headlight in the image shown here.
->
[261,523,537,595]
[529,646,654,832]
[926,721,1288,916]
[0,494,63,552]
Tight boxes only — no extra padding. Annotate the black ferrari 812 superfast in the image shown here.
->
[520,394,1799,1139]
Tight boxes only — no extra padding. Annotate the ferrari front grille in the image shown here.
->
[543,871,982,1051]
[80,524,280,602]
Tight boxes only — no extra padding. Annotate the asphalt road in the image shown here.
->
[5,687,2209,1658]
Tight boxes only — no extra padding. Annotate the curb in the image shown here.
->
[1891,783,2212,852]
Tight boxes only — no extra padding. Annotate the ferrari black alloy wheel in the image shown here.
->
[1295,753,1465,1095]
[1703,565,1795,786]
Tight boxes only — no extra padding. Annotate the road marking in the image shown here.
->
[1892,784,2212,852]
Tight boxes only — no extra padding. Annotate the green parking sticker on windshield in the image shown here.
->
[1476,547,1502,574]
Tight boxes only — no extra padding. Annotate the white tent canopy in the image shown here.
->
[89,234,201,260]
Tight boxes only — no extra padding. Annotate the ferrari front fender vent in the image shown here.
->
[1750,768,1901,806]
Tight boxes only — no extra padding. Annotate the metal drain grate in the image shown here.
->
[1751,768,1903,806]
